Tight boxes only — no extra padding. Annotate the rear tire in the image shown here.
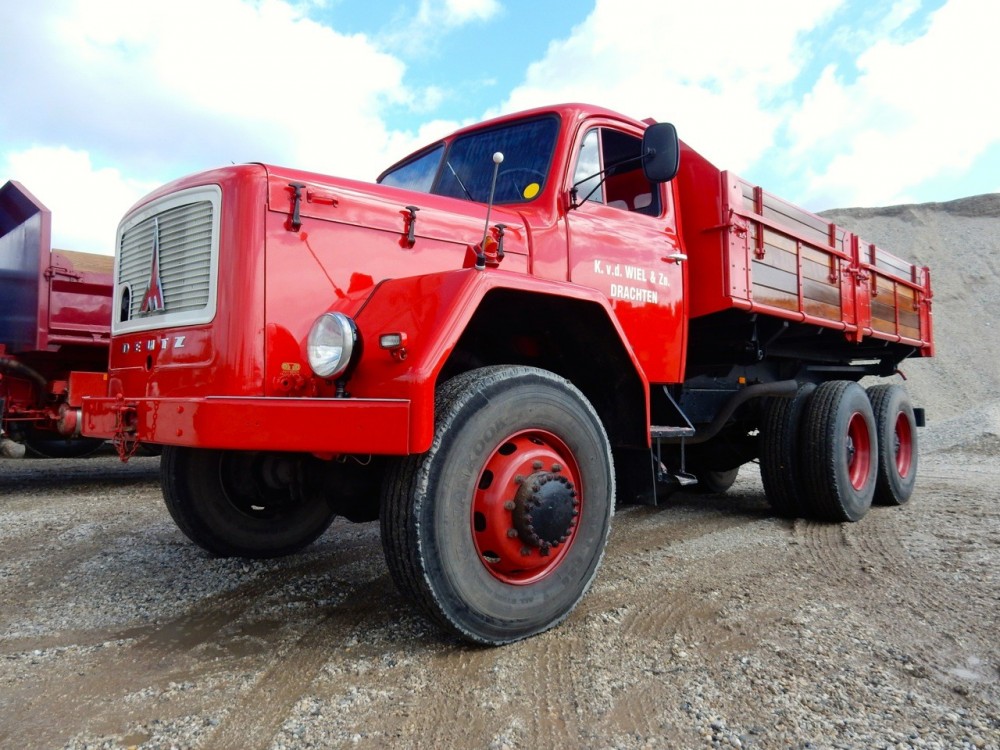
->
[867,384,918,506]
[161,447,336,558]
[759,384,814,517]
[380,366,614,644]
[800,381,877,522]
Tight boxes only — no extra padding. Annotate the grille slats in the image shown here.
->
[114,189,219,332]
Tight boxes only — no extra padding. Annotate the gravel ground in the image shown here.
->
[1,196,998,749]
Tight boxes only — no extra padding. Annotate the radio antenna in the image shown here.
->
[476,152,504,270]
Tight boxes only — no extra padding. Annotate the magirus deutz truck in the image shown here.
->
[82,103,933,644]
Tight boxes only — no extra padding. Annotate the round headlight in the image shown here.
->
[307,312,358,379]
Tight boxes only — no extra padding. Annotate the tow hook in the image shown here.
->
[112,396,140,462]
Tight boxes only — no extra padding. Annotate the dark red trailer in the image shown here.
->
[0,180,112,458]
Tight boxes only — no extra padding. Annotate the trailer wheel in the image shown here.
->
[161,447,336,558]
[380,366,614,644]
[800,381,877,522]
[695,468,739,494]
[759,384,815,517]
[866,384,918,506]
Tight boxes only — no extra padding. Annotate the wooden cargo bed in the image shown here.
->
[676,143,933,358]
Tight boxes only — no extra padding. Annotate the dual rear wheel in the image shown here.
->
[759,381,917,522]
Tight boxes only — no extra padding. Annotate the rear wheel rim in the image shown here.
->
[471,429,582,585]
[893,411,914,478]
[846,412,872,491]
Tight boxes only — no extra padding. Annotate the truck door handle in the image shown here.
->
[662,253,688,264]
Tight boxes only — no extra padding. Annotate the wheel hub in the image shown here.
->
[471,429,585,584]
[512,472,579,554]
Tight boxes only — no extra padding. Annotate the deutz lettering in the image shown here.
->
[120,336,186,354]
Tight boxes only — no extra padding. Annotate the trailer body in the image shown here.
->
[1,180,111,457]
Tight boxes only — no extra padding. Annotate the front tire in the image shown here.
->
[380,366,614,644]
[161,447,337,558]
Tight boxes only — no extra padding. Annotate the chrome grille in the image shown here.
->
[114,185,220,333]
[119,201,212,316]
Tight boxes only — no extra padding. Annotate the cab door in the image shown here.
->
[565,123,687,384]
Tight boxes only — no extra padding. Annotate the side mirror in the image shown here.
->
[642,122,680,183]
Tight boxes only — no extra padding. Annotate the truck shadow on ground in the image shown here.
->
[0,454,161,493]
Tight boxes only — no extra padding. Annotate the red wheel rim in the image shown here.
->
[846,411,872,490]
[893,411,914,478]
[471,429,582,585]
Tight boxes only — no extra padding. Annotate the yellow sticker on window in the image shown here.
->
[523,182,540,200]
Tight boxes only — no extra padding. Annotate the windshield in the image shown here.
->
[379,116,559,204]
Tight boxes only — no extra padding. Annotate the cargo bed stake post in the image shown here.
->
[476,152,504,270]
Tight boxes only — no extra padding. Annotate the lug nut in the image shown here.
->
[532,460,543,470]
[552,463,562,472]
[506,528,519,538]
[503,501,516,511]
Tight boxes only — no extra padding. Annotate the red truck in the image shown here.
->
[1,180,112,459]
[81,104,933,643]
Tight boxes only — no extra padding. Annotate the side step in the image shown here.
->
[650,425,695,439]
[649,389,699,502]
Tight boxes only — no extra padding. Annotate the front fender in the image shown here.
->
[348,267,650,453]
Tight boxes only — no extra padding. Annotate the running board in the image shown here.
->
[651,425,695,439]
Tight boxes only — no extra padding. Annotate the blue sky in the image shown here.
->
[1,0,996,254]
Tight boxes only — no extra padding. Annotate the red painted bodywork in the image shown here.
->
[1,181,112,440]
[80,104,934,455]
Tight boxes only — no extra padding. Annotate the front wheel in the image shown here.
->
[161,447,337,558]
[380,366,614,644]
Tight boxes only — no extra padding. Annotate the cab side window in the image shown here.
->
[573,127,661,216]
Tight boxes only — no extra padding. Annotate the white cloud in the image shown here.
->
[787,0,1000,207]
[443,0,500,24]
[0,0,421,174]
[495,0,841,173]
[2,147,158,255]
[0,0,434,251]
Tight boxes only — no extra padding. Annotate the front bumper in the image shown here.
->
[82,396,412,455]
